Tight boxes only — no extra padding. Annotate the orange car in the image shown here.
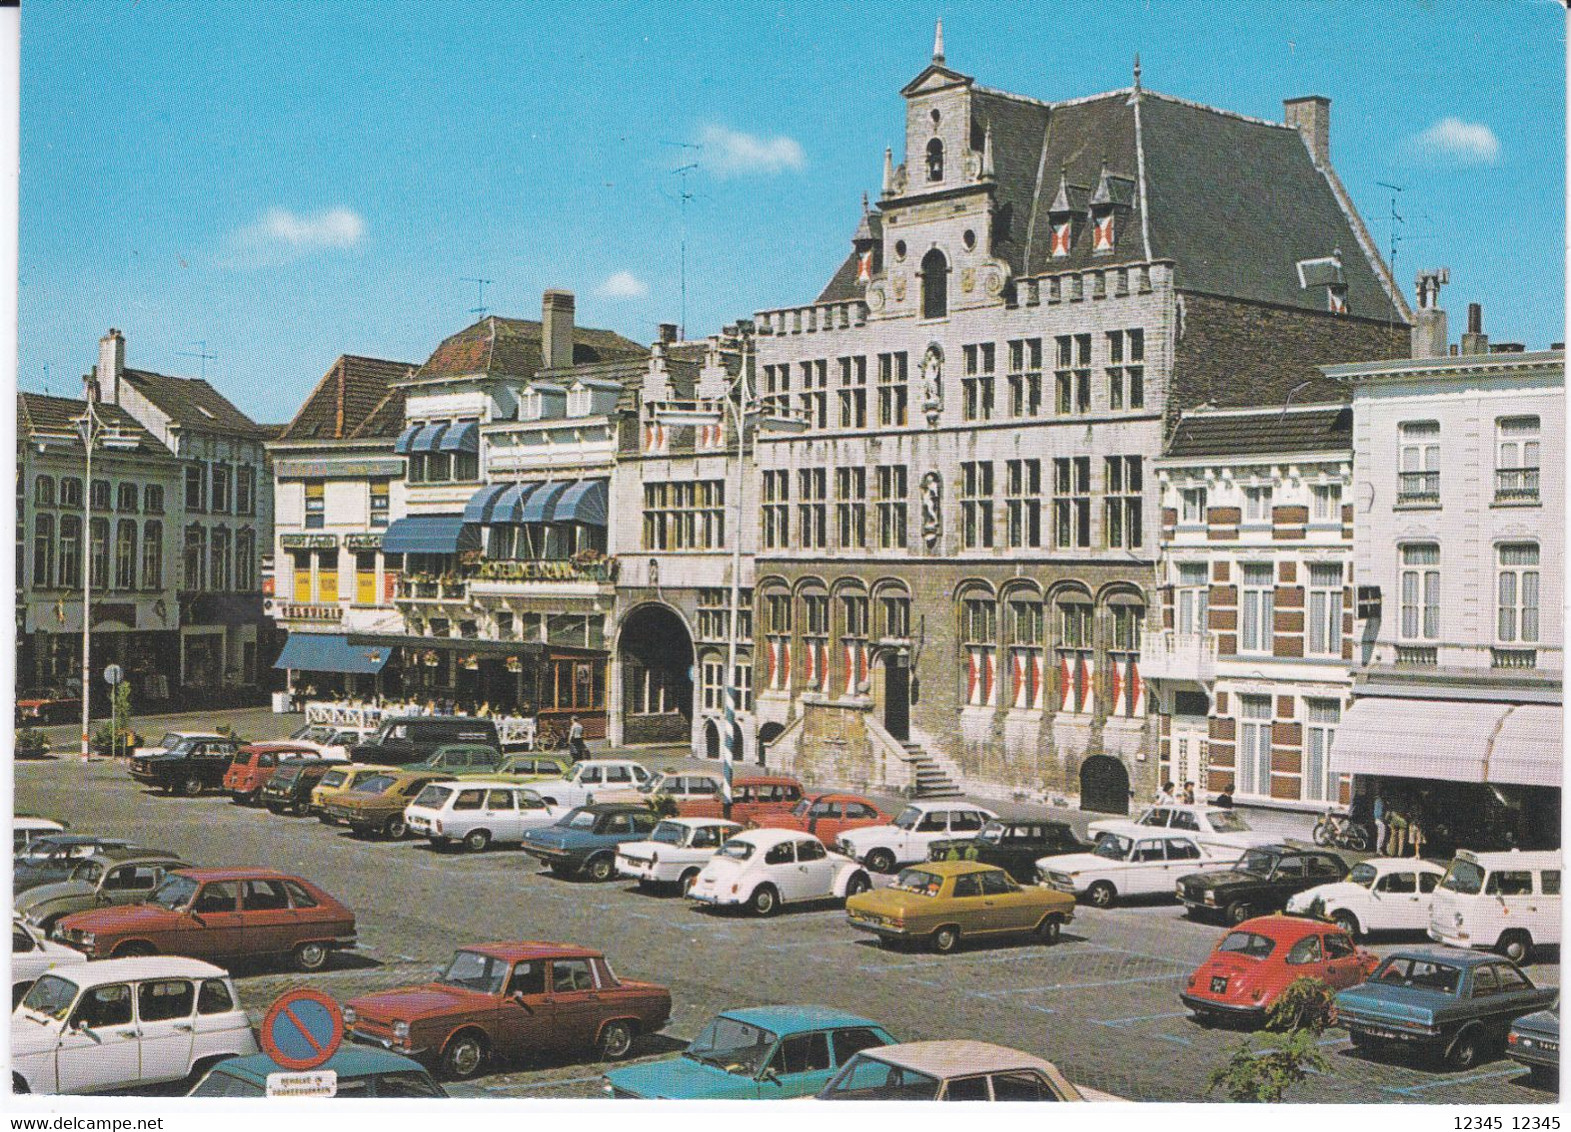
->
[764,792,891,843]
[727,775,806,825]
[223,743,327,805]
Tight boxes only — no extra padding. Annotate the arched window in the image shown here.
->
[58,515,82,588]
[921,248,948,320]
[114,519,137,590]
[1055,593,1095,716]
[958,584,997,707]
[926,138,944,182]
[33,513,53,588]
[34,475,54,507]
[142,520,163,589]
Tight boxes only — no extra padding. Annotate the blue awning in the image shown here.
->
[273,633,391,675]
[392,425,420,454]
[462,483,510,524]
[519,481,571,523]
[411,422,449,452]
[381,515,480,554]
[490,481,540,524]
[438,421,480,453]
[550,479,610,526]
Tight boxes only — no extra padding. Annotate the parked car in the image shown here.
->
[14,816,66,853]
[223,742,335,804]
[1429,849,1562,963]
[1179,914,1378,1025]
[1039,829,1216,908]
[12,916,88,1008]
[1507,1002,1559,1089]
[542,759,654,809]
[56,867,357,972]
[520,804,661,880]
[726,775,807,825]
[482,752,573,783]
[689,829,870,916]
[1089,803,1275,855]
[260,757,340,815]
[929,818,1087,883]
[1285,857,1447,938]
[15,836,147,894]
[348,715,501,766]
[596,770,731,815]
[190,1047,447,1097]
[835,802,998,874]
[847,860,1074,953]
[133,730,224,759]
[767,793,891,844]
[403,780,569,850]
[11,956,258,1095]
[409,742,506,776]
[129,735,243,796]
[15,684,80,725]
[311,762,399,820]
[288,722,375,761]
[344,941,672,1079]
[16,847,187,937]
[603,1006,896,1099]
[1335,947,1557,1069]
[816,1040,1119,1101]
[323,769,447,839]
[615,817,743,892]
[1177,844,1349,924]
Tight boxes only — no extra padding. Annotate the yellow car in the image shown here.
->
[452,752,572,786]
[845,860,1074,953]
[321,769,445,839]
[311,764,399,822]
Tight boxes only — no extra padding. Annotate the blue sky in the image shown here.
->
[17,1,1565,424]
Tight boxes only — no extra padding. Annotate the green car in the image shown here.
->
[409,743,506,776]
[16,847,186,937]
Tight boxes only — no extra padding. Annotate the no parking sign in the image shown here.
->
[260,988,344,1071]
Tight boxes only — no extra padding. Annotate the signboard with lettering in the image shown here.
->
[345,533,384,550]
[280,534,339,550]
[266,1070,338,1098]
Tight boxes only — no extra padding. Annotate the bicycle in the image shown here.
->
[1311,809,1371,852]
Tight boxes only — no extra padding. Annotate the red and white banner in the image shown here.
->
[984,649,997,707]
[643,422,668,453]
[697,422,723,449]
[967,649,980,706]
[1130,658,1145,716]
[766,640,779,690]
[1093,214,1115,252]
[1051,221,1072,257]
[1032,653,1045,712]
[1079,656,1096,715]
[1060,655,1074,713]
[1012,651,1027,709]
[804,640,818,687]
[857,249,873,284]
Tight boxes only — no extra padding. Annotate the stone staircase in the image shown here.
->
[903,742,963,798]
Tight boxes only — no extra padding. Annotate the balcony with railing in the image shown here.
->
[1491,647,1538,670]
[393,575,469,603]
[1138,630,1218,683]
[1494,467,1540,503]
[1394,644,1438,667]
[1396,470,1440,505]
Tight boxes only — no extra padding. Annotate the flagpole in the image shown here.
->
[722,351,746,788]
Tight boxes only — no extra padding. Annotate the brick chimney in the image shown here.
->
[1461,302,1489,356]
[1284,96,1331,167]
[1410,269,1449,359]
[541,290,575,371]
[98,328,125,403]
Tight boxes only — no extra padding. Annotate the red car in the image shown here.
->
[1180,914,1378,1025]
[727,775,806,825]
[764,792,891,843]
[223,742,325,804]
[56,867,357,972]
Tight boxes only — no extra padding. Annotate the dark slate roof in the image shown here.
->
[1165,405,1352,459]
[817,250,865,304]
[17,393,167,454]
[412,316,646,382]
[277,355,415,442]
[120,368,268,437]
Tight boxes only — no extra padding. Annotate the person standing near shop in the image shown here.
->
[1372,792,1388,855]
[568,716,587,762]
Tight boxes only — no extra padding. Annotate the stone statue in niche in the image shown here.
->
[921,471,942,550]
[920,343,944,427]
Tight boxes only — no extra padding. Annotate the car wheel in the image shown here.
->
[181,776,204,797]
[866,849,896,875]
[586,855,615,883]
[267,803,286,815]
[1331,910,1361,939]
[845,871,872,899]
[113,940,157,958]
[1528,1065,1558,1090]
[464,829,491,853]
[1311,823,1332,847]
[749,884,780,917]
[1446,1027,1484,1071]
[1349,1030,1380,1054]
[931,925,960,954]
[678,868,700,895]
[548,864,571,879]
[597,1020,635,1060]
[1085,881,1116,909]
[1497,930,1533,965]
[383,815,408,840]
[1035,916,1062,944]
[293,941,330,972]
[1225,901,1252,926]
[316,813,334,824]
[440,1031,488,1080]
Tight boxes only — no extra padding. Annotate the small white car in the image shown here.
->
[287,724,367,761]
[14,817,66,853]
[1039,829,1217,908]
[12,916,88,1008]
[835,802,998,874]
[542,759,653,809]
[11,956,259,1095]
[132,730,224,759]
[688,829,872,916]
[1089,804,1273,855]
[1429,848,1563,963]
[1285,857,1445,937]
[616,817,743,892]
[403,780,569,851]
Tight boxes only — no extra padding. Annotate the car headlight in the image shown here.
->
[602,1077,614,1096]
[342,1006,356,1025]
[392,1021,410,1040]
[1452,911,1463,927]
[1204,893,1218,906]
[80,932,96,947]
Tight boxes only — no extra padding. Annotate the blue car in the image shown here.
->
[602,1005,897,1099]
[1508,1002,1559,1089]
[1335,947,1556,1070]
[520,804,659,881]
[187,1047,447,1097]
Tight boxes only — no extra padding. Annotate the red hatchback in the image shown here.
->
[1180,914,1377,1025]
[764,792,891,843]
[223,743,326,804]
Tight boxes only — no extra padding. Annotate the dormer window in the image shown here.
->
[567,386,592,417]
[519,390,543,420]
[926,139,944,182]
[1051,220,1072,258]
[1328,285,1348,315]
[1092,211,1115,254]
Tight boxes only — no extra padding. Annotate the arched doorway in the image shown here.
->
[1080,755,1131,815]
[618,604,694,744]
[703,719,720,760]
[757,721,784,763]
[872,651,911,742]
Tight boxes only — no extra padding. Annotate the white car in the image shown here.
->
[1088,804,1273,855]
[688,828,872,916]
[132,730,224,759]
[1429,848,1562,963]
[542,759,653,808]
[403,780,569,851]
[11,916,88,1008]
[616,817,743,892]
[12,956,259,1095]
[287,723,365,761]
[835,802,998,874]
[14,817,66,853]
[1039,829,1218,908]
[1285,857,1446,938]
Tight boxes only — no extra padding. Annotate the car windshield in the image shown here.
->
[272,765,302,784]
[976,820,1007,843]
[1238,850,1279,877]
[20,974,79,1020]
[17,840,69,864]
[719,839,755,861]
[1348,863,1379,888]
[167,739,200,757]
[412,785,452,809]
[791,800,812,819]
[1373,957,1462,994]
[891,868,944,895]
[190,1070,266,1098]
[1218,931,1276,959]
[822,1053,941,1100]
[893,807,924,830]
[319,769,349,790]
[566,810,598,830]
[1441,860,1485,895]
[651,821,687,846]
[150,874,199,909]
[437,950,509,994]
[1207,811,1251,833]
[69,859,105,884]
[354,775,396,794]
[158,732,183,750]
[1136,809,1166,826]
[684,1016,777,1074]
[1093,833,1132,860]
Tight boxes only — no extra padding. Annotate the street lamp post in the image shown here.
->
[76,399,105,762]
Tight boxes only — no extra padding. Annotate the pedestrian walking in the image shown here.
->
[1388,809,1408,856]
[1157,780,1177,805]
[568,716,587,762]
[1214,781,1234,808]
[1372,792,1388,855]
[1182,782,1196,805]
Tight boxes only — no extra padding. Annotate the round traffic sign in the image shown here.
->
[103,664,123,686]
[259,988,344,1071]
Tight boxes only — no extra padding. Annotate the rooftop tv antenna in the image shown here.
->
[177,340,218,380]
[461,277,493,320]
[662,140,704,340]
[1376,180,1404,343]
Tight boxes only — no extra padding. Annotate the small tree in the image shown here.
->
[110,682,133,755]
[646,793,680,820]
[1206,978,1335,1103]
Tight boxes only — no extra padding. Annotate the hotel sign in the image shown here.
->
[280,534,338,549]
[345,533,384,550]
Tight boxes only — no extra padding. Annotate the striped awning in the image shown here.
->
[411,422,449,452]
[273,633,391,675]
[550,479,610,526]
[392,424,420,454]
[381,515,479,555]
[1331,698,1561,787]
[463,483,510,524]
[519,481,571,523]
[437,420,480,453]
[490,481,539,523]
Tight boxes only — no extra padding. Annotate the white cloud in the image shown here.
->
[1407,117,1500,165]
[222,206,366,267]
[596,270,648,299]
[700,124,806,177]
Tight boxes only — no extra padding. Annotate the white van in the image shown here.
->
[1428,849,1561,963]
